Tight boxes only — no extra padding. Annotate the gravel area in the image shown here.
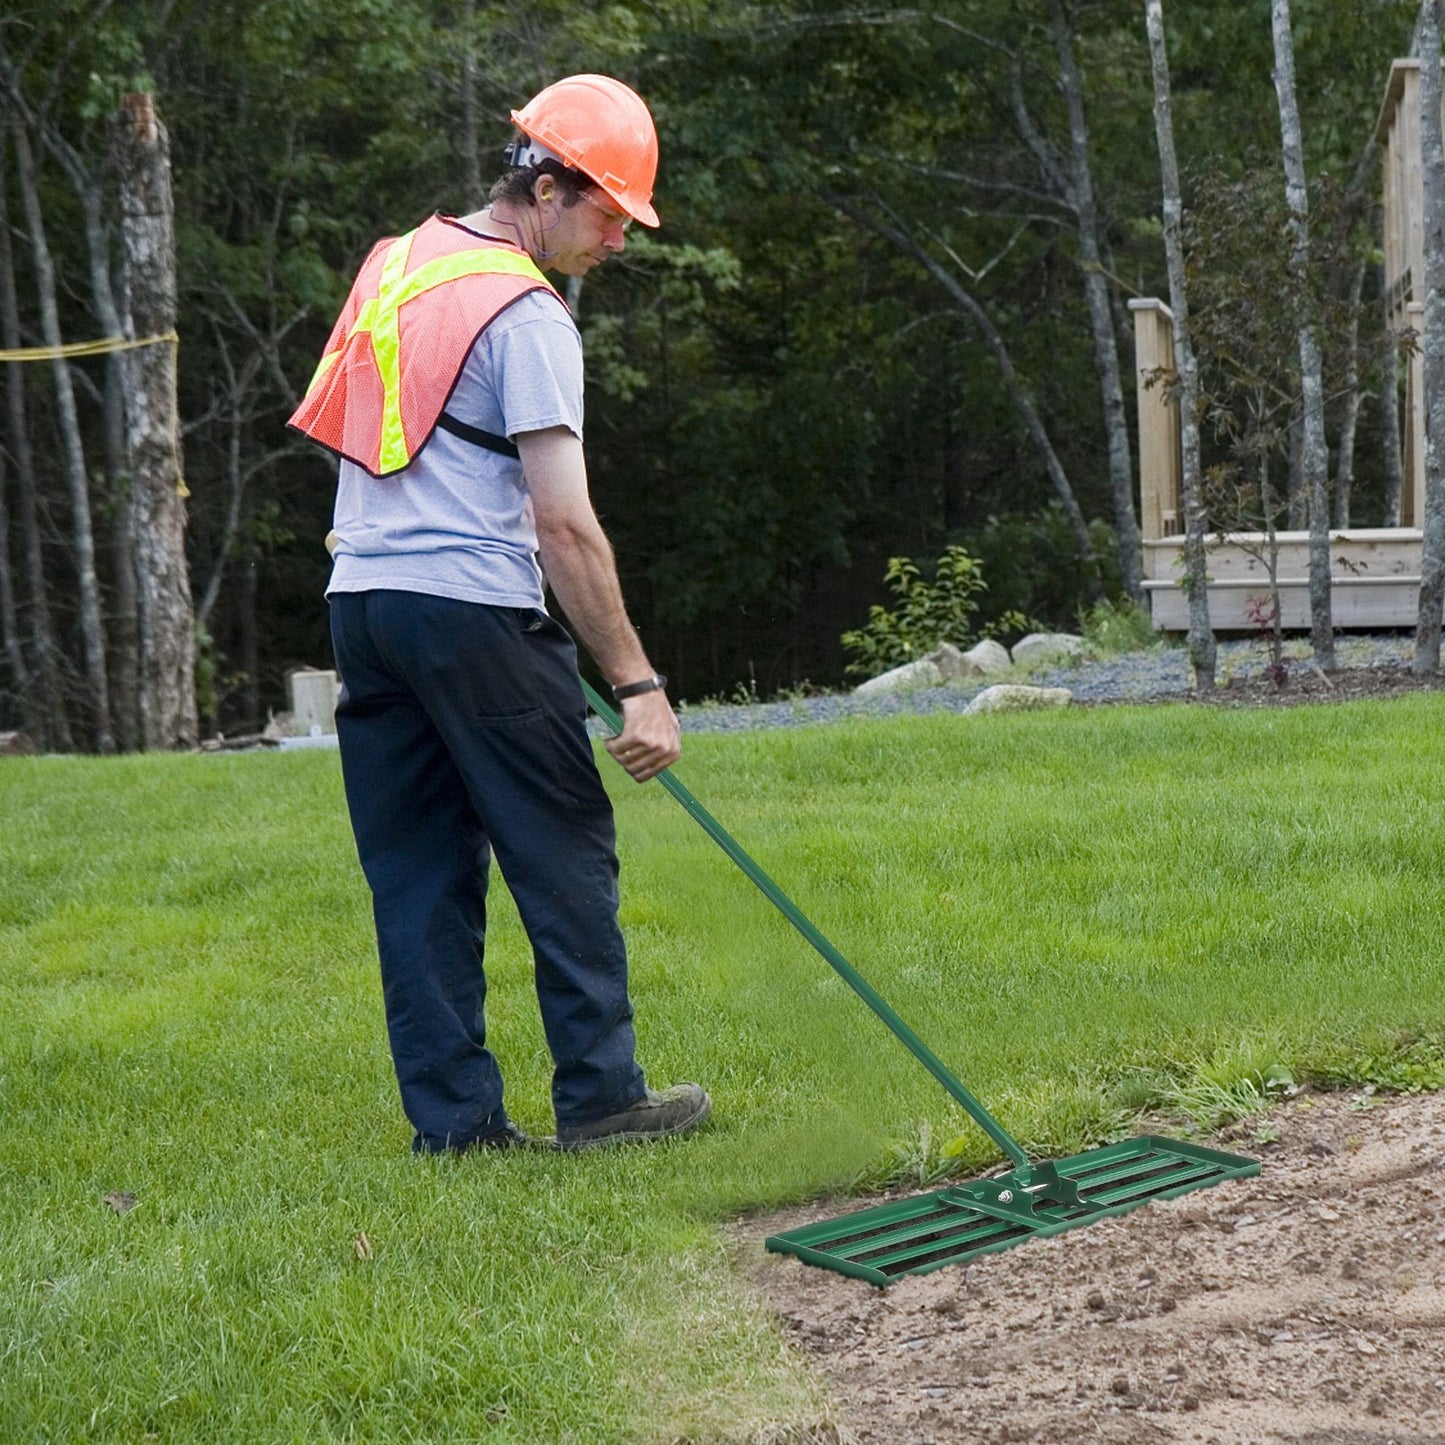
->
[666,635,1428,735]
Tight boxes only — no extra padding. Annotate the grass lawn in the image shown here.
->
[3,695,1445,1441]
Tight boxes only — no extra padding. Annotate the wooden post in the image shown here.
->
[1129,298,1182,541]
[115,93,198,750]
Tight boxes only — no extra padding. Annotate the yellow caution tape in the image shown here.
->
[0,329,179,362]
[0,328,190,497]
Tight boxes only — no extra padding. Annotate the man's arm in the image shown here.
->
[517,425,679,782]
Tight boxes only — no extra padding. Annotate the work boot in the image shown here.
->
[472,1121,535,1151]
[556,1083,711,1151]
[417,1121,536,1154]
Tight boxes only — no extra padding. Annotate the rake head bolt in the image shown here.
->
[997,1189,1014,1203]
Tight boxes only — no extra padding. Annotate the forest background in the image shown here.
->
[0,0,1425,747]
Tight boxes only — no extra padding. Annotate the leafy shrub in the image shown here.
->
[840,545,988,678]
[1079,598,1157,655]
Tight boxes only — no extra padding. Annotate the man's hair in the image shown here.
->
[488,157,590,210]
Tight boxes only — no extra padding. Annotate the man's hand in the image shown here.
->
[604,689,680,782]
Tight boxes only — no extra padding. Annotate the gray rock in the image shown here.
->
[963,684,1073,715]
[853,658,944,697]
[1011,632,1087,667]
[963,639,1013,675]
[927,643,982,680]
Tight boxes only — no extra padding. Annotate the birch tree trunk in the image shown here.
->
[1414,0,1445,673]
[13,118,114,752]
[0,444,28,728]
[1048,0,1143,603]
[1271,0,1335,669]
[1286,406,1307,527]
[1145,0,1214,689]
[0,139,68,748]
[1331,253,1367,528]
[1381,270,1405,525]
[47,125,142,747]
[1328,145,1384,532]
[459,0,483,211]
[195,341,261,628]
[115,93,197,749]
[103,351,140,749]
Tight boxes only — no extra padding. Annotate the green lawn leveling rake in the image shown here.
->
[584,683,1259,1286]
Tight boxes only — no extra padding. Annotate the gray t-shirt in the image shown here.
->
[326,288,583,609]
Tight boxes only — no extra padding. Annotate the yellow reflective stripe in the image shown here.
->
[371,233,417,473]
[305,346,341,395]
[302,295,380,399]
[388,246,552,308]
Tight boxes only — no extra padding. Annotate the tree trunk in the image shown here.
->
[0,436,28,729]
[1332,253,1368,528]
[13,118,114,752]
[240,514,260,731]
[1414,0,1445,673]
[1145,0,1214,689]
[0,141,66,747]
[1381,266,1405,525]
[115,93,197,749]
[57,145,142,751]
[1272,0,1334,669]
[195,344,261,628]
[459,0,483,211]
[1049,0,1143,603]
[44,118,142,747]
[103,351,140,749]
[1256,400,1287,679]
[1283,405,1306,527]
[87,188,141,750]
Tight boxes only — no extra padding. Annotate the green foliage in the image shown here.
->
[1079,598,1158,656]
[2,0,1431,736]
[840,545,987,678]
[962,507,1121,627]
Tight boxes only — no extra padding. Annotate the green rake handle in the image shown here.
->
[582,679,1029,1170]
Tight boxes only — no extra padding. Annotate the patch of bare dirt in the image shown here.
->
[741,1090,1445,1444]
[1192,665,1445,709]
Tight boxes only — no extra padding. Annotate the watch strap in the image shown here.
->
[612,673,667,702]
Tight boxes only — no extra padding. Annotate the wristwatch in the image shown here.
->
[612,673,667,702]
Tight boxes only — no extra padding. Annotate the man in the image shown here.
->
[289,75,709,1154]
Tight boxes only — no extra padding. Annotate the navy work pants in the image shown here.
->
[329,590,646,1151]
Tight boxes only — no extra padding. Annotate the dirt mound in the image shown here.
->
[743,1090,1445,1444]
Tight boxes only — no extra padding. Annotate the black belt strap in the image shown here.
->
[437,411,520,459]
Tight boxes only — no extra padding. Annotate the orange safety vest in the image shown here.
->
[288,215,561,477]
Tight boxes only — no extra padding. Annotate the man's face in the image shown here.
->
[539,185,631,276]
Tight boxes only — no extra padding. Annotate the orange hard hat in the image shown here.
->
[509,74,660,229]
